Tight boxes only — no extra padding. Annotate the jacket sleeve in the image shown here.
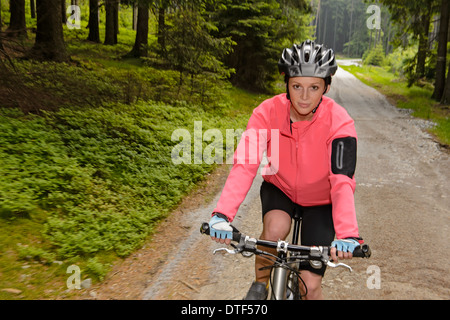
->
[213,108,269,222]
[328,117,360,240]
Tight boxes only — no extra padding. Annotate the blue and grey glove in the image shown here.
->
[331,238,360,253]
[209,214,232,240]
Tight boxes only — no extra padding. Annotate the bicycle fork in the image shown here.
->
[270,248,298,300]
[271,264,289,300]
[270,260,301,300]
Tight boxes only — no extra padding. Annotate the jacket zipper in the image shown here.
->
[294,127,299,204]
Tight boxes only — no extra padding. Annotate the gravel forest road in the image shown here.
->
[79,63,450,300]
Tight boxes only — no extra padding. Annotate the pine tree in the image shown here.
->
[213,0,283,93]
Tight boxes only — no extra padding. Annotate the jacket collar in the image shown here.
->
[276,94,330,136]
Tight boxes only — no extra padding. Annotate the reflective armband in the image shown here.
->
[331,137,357,178]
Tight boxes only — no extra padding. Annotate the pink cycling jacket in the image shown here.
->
[213,93,360,240]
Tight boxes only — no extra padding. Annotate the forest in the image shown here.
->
[1,0,450,99]
[0,0,449,298]
[313,0,450,102]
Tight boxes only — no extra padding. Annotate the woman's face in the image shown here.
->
[288,77,327,121]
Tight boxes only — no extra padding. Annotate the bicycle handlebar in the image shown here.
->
[200,222,371,259]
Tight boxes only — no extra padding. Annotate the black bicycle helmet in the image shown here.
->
[278,40,337,79]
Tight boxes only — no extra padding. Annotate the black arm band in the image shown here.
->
[331,137,357,178]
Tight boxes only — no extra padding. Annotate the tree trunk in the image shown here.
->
[87,0,100,43]
[157,6,166,55]
[314,0,320,39]
[415,5,432,79]
[29,0,69,62]
[347,0,353,57]
[30,0,36,19]
[432,0,449,101]
[385,22,392,55]
[114,0,119,36]
[441,62,450,105]
[7,0,27,37]
[61,0,66,24]
[132,3,137,30]
[0,0,3,52]
[104,0,117,45]
[129,1,149,57]
[321,8,327,47]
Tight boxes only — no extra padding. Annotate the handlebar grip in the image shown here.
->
[200,222,211,235]
[200,222,241,242]
[353,244,371,258]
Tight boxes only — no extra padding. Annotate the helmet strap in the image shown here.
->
[312,98,322,114]
[286,82,291,100]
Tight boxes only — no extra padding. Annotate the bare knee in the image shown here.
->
[300,271,324,300]
[256,210,291,284]
[261,210,291,241]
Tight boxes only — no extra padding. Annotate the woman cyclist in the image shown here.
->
[208,40,364,300]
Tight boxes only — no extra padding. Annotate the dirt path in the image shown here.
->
[77,65,450,300]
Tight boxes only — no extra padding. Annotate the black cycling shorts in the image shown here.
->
[260,180,335,276]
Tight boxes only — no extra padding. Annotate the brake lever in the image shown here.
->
[320,247,352,272]
[213,242,243,255]
[213,247,237,255]
[326,261,353,272]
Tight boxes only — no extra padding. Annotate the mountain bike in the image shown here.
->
[200,213,371,300]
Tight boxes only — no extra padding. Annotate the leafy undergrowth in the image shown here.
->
[0,41,269,300]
